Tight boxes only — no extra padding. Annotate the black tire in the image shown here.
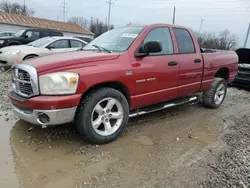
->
[203,77,227,109]
[23,55,38,60]
[75,87,129,144]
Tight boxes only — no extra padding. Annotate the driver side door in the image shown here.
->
[23,31,40,44]
[131,27,179,108]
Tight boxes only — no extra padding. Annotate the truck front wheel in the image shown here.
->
[75,87,129,144]
[203,77,227,108]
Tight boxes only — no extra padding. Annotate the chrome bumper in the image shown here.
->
[11,104,77,127]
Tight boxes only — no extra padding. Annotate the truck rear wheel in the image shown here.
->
[75,87,129,144]
[203,77,227,108]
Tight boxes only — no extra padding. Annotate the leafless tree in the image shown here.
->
[89,18,114,37]
[0,1,34,16]
[68,16,90,29]
[198,29,237,50]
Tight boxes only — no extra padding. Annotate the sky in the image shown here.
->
[12,0,250,47]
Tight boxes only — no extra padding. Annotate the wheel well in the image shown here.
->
[23,54,39,60]
[215,68,229,82]
[81,82,130,105]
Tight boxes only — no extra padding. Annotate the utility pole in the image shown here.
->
[198,19,204,36]
[172,6,176,24]
[106,0,114,29]
[61,0,68,22]
[23,0,26,15]
[244,22,250,48]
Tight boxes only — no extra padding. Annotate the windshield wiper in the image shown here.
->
[92,45,111,53]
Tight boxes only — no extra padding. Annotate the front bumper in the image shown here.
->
[0,53,23,67]
[8,90,82,127]
[11,104,77,127]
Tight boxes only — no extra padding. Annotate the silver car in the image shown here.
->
[0,37,87,67]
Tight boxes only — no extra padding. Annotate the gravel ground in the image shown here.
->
[0,72,12,112]
[0,73,249,188]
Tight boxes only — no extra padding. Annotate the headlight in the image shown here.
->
[3,50,21,55]
[39,72,79,95]
[0,40,4,44]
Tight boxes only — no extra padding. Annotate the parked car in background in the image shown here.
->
[232,48,250,88]
[8,24,238,144]
[0,31,15,37]
[0,37,87,67]
[74,36,93,43]
[0,28,63,48]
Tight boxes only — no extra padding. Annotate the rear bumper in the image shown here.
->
[8,90,82,126]
[11,104,77,127]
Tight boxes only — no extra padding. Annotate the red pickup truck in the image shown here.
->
[8,24,238,144]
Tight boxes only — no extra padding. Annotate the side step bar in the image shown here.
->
[129,96,197,118]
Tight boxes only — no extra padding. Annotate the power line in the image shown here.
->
[106,0,114,29]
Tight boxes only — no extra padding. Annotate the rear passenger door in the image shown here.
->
[173,28,203,96]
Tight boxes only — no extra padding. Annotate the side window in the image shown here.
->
[70,40,85,48]
[48,40,69,49]
[25,31,40,40]
[173,28,195,54]
[144,27,174,55]
[0,33,8,37]
[50,32,63,36]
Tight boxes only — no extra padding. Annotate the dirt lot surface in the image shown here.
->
[0,73,249,188]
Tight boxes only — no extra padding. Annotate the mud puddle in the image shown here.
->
[0,87,249,188]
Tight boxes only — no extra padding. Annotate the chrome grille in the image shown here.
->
[12,64,39,98]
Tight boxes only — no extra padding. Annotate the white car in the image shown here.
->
[0,37,87,66]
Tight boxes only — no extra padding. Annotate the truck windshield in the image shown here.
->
[83,26,145,52]
[14,30,25,37]
[28,37,54,47]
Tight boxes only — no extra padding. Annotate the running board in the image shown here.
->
[129,96,197,118]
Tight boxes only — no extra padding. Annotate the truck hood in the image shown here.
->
[23,51,120,73]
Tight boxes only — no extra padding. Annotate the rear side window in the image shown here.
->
[48,40,69,48]
[70,40,85,48]
[173,28,195,54]
[50,32,63,36]
[144,27,174,55]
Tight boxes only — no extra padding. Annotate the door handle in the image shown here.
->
[168,61,178,66]
[194,59,201,63]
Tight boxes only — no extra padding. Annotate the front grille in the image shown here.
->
[238,72,250,79]
[12,68,34,97]
[0,60,7,64]
[18,69,31,81]
[238,66,250,72]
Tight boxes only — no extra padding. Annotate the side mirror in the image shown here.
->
[24,35,29,39]
[46,46,55,50]
[135,41,162,57]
